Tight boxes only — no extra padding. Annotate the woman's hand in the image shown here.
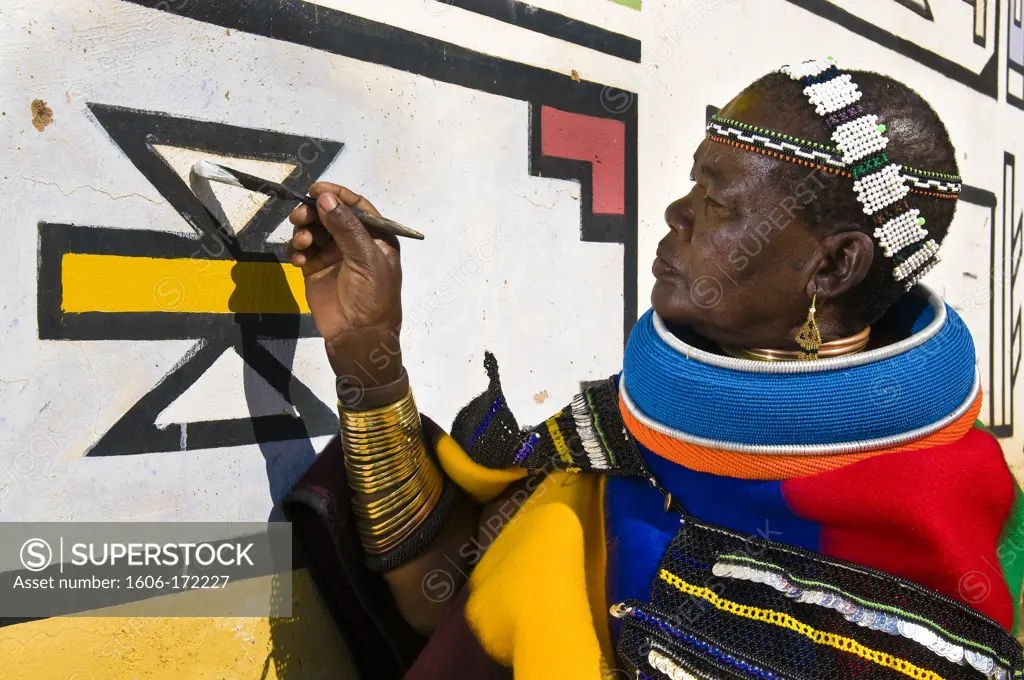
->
[287,183,403,385]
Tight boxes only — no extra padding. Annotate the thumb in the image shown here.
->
[317,193,378,268]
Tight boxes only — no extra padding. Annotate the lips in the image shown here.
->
[652,255,678,279]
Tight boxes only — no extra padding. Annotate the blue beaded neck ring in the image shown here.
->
[778,57,953,290]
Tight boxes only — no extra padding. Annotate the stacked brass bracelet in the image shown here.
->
[339,389,444,555]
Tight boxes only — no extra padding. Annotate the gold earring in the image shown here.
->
[795,293,822,361]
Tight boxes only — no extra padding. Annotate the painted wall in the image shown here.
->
[2,0,1024,674]
[5,0,1017,523]
[3,0,1017,519]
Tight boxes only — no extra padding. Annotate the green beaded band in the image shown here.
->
[902,165,962,182]
[710,115,836,153]
[707,115,962,195]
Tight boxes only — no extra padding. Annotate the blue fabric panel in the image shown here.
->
[605,443,820,644]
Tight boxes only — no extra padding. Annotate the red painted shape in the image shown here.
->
[540,106,625,215]
[782,428,1017,630]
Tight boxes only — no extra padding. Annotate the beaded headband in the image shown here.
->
[704,58,962,290]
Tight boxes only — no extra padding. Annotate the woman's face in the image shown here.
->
[651,96,834,348]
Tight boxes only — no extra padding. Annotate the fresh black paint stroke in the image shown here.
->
[784,0,998,99]
[121,0,640,345]
[449,0,641,62]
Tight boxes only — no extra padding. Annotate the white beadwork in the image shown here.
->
[853,164,909,214]
[764,59,956,285]
[902,173,962,194]
[804,74,862,116]
[706,122,845,167]
[832,114,889,165]
[902,254,941,291]
[874,209,926,258]
[780,57,836,81]
[893,240,940,281]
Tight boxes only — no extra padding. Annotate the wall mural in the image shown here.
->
[448,0,641,61]
[31,0,637,467]
[6,0,1024,524]
[38,105,340,456]
[1008,0,1024,106]
[784,0,997,95]
[778,0,1018,444]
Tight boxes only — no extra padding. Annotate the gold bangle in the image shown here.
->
[347,461,420,494]
[348,461,422,493]
[356,464,440,543]
[342,421,421,444]
[339,388,416,418]
[357,474,441,533]
[343,439,426,471]
[342,428,422,450]
[345,453,424,481]
[341,413,421,436]
[362,481,443,553]
[344,448,421,468]
[352,476,432,520]
[339,394,419,429]
[340,388,446,554]
[351,451,440,518]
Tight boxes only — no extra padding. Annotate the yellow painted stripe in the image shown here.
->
[546,416,575,466]
[61,254,309,314]
[659,570,947,680]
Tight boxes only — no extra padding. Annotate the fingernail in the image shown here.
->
[319,193,339,212]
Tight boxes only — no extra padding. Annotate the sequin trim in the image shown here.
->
[712,557,1007,671]
[647,648,702,680]
[622,605,784,679]
[572,392,610,469]
[712,557,1008,679]
[660,569,951,680]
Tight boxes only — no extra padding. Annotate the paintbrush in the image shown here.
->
[191,159,425,240]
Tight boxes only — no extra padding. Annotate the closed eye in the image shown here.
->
[697,184,725,213]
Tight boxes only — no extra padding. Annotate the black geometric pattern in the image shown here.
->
[37,104,342,455]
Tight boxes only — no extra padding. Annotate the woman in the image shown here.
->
[287,59,1024,680]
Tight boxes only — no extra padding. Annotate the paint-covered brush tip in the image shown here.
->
[191,159,242,187]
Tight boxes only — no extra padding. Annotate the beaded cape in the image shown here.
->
[443,285,1024,680]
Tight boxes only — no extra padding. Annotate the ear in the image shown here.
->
[807,230,874,300]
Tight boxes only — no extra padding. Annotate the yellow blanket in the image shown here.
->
[434,432,613,680]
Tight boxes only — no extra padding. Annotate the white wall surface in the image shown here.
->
[1,0,1020,521]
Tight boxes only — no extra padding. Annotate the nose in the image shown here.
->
[664,193,695,241]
